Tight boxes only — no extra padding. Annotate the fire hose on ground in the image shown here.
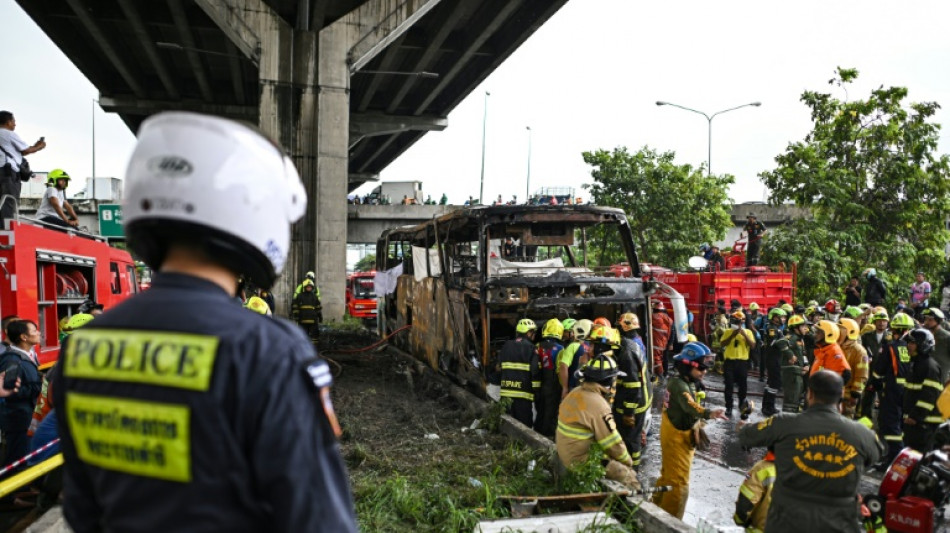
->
[320,324,413,376]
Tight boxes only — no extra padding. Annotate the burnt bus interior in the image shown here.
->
[376,205,657,396]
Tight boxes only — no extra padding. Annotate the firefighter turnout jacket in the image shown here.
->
[291,290,323,325]
[903,351,943,426]
[614,338,644,420]
[499,335,541,402]
[557,381,639,491]
[734,452,775,533]
[54,273,357,533]
[738,404,882,533]
[841,339,869,399]
[810,342,852,383]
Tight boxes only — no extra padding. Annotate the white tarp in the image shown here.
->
[489,256,564,276]
[411,246,442,281]
[373,263,403,296]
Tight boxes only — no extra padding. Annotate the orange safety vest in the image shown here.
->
[810,342,851,377]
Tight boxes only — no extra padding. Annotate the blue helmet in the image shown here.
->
[673,342,714,369]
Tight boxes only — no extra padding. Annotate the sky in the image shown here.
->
[5,0,950,207]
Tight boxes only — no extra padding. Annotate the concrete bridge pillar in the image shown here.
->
[196,0,440,320]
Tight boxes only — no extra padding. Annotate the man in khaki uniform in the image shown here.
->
[556,354,640,490]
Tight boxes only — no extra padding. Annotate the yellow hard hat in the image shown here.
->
[837,318,860,341]
[815,320,840,344]
[542,318,564,339]
[246,296,271,315]
[618,312,640,331]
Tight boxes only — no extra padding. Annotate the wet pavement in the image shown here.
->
[638,369,889,530]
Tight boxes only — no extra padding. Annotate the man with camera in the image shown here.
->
[0,111,46,225]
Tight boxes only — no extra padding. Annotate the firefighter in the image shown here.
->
[616,312,649,469]
[738,370,881,533]
[651,301,673,377]
[499,318,540,428]
[921,308,950,382]
[652,342,727,519]
[868,311,914,468]
[534,318,565,437]
[556,354,640,490]
[903,328,943,453]
[860,308,891,418]
[733,448,775,533]
[775,314,808,413]
[810,320,851,379]
[837,318,869,419]
[761,307,787,416]
[53,112,357,532]
[291,279,322,338]
[741,213,767,267]
[294,271,320,298]
[245,295,272,316]
[824,299,841,322]
[558,319,593,398]
[721,310,756,419]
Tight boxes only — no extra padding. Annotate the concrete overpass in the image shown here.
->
[14,0,572,319]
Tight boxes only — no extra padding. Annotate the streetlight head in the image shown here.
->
[752,102,762,107]
[485,91,491,96]
[656,101,667,106]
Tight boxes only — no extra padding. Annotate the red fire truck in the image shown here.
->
[613,239,797,342]
[345,271,377,325]
[0,220,138,368]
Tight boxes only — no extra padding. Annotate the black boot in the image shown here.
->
[762,391,777,417]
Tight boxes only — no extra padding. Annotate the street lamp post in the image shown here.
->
[478,91,490,205]
[91,98,97,201]
[525,126,532,204]
[655,100,761,176]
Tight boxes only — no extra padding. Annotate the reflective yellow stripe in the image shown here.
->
[531,381,541,388]
[616,449,632,464]
[623,402,638,409]
[896,378,907,385]
[598,431,622,449]
[557,421,594,440]
[884,434,904,441]
[905,383,922,390]
[64,329,218,392]
[916,401,935,411]
[622,382,641,388]
[925,416,944,424]
[924,380,943,390]
[501,390,534,401]
[635,404,650,414]
[756,465,776,482]
[66,393,191,482]
[501,362,530,371]
[739,484,756,500]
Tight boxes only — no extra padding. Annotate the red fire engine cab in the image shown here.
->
[0,220,138,368]
[345,271,378,325]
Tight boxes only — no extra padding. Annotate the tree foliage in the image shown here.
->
[760,68,950,304]
[582,146,734,269]
[354,254,377,272]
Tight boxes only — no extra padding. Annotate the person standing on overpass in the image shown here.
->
[54,112,356,532]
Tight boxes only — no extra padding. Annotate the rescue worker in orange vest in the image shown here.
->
[556,354,641,490]
[810,320,852,384]
[534,319,565,437]
[868,311,915,468]
[902,328,943,453]
[499,318,541,428]
[651,301,673,377]
[837,318,869,419]
[733,448,776,533]
[653,342,727,519]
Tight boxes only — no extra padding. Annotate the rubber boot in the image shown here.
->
[761,389,777,417]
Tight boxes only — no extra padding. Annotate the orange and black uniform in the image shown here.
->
[54,273,356,533]
[810,342,852,383]
[499,334,541,427]
[869,335,912,464]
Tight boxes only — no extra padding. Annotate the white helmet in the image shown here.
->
[123,112,306,289]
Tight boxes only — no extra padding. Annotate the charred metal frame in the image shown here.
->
[376,205,657,395]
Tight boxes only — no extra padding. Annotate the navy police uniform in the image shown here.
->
[54,273,357,533]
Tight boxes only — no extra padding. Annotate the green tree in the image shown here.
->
[354,254,377,272]
[581,146,734,269]
[760,67,950,304]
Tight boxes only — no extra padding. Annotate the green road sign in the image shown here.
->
[98,204,124,237]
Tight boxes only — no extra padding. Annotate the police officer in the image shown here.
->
[499,318,540,427]
[868,311,914,468]
[556,354,640,491]
[761,308,787,416]
[738,370,882,533]
[53,113,357,532]
[903,328,943,452]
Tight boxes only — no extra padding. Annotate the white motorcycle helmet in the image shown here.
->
[123,112,306,289]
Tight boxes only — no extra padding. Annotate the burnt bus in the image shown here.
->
[375,204,682,395]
